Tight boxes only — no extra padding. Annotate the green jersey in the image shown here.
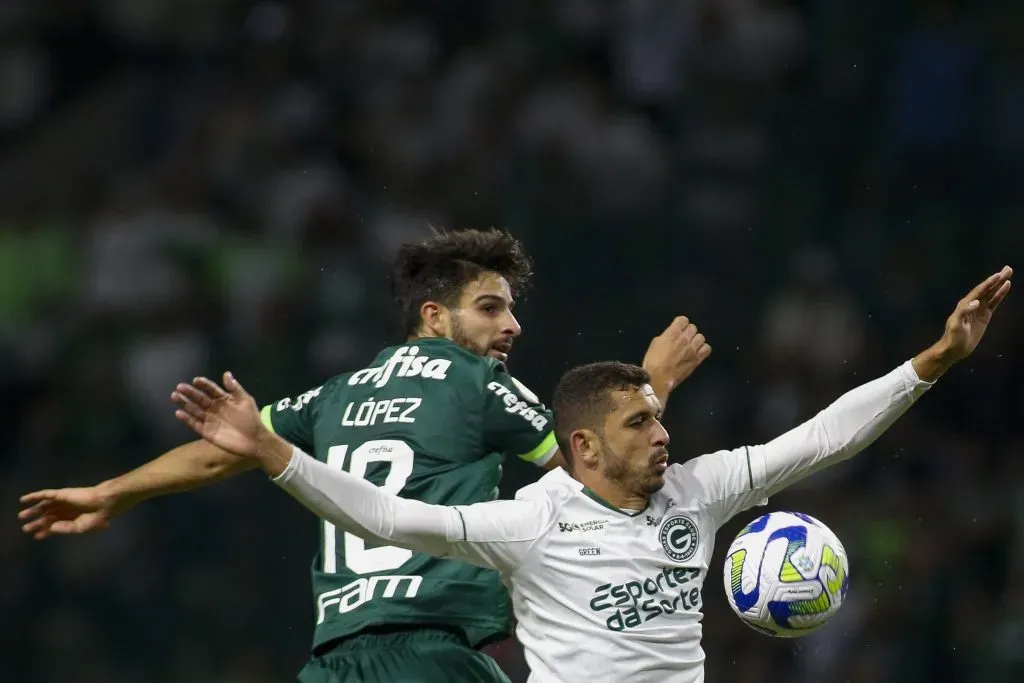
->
[259,338,557,652]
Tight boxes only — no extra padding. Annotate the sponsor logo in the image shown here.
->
[645,498,677,527]
[276,386,322,413]
[589,567,703,632]
[316,575,422,624]
[487,381,549,431]
[348,346,451,389]
[558,519,608,533]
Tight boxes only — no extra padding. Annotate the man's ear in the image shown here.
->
[419,301,448,337]
[572,429,602,470]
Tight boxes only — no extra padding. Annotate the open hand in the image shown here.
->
[941,265,1012,360]
[172,372,264,458]
[19,486,124,540]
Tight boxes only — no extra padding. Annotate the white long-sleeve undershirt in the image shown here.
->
[272,360,933,569]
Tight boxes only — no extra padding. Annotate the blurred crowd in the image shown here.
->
[3,1,1022,682]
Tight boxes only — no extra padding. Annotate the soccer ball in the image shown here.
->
[723,511,849,637]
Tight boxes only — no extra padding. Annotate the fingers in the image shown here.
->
[692,330,711,361]
[22,514,55,536]
[19,489,58,505]
[173,383,214,409]
[18,499,54,521]
[223,371,248,398]
[964,266,1013,305]
[979,266,1013,305]
[989,279,1011,311]
[963,272,1002,304]
[171,390,208,422]
[665,317,696,340]
[664,317,698,342]
[50,520,90,535]
[194,376,228,400]
[667,316,689,333]
[174,409,205,434]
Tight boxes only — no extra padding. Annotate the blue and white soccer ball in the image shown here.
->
[723,511,850,637]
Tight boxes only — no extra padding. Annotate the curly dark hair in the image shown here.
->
[552,362,652,471]
[390,228,534,335]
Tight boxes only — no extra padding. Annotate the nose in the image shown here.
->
[504,311,522,338]
[652,419,670,447]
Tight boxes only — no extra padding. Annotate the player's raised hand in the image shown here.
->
[643,316,712,399]
[941,265,1012,360]
[172,372,263,458]
[18,486,124,540]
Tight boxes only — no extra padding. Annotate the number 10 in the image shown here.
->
[323,440,415,574]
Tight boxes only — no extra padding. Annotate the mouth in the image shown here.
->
[652,452,669,473]
[491,340,513,360]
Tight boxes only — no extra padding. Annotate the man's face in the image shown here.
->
[598,384,671,496]
[445,272,522,361]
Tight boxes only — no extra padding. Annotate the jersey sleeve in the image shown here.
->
[259,383,327,452]
[273,446,548,575]
[481,366,558,467]
[445,496,552,574]
[681,360,933,528]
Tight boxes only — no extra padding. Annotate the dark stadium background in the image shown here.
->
[3,1,1022,682]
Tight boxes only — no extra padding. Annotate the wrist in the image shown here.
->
[911,340,960,382]
[643,366,674,395]
[254,429,296,478]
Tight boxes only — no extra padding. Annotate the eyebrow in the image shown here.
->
[474,294,513,307]
[622,407,657,424]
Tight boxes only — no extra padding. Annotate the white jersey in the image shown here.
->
[273,361,932,683]
[485,464,736,682]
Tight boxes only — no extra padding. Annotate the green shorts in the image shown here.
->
[298,629,511,683]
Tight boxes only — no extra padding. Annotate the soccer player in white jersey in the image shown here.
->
[170,267,1010,683]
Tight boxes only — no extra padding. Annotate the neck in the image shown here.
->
[576,473,648,511]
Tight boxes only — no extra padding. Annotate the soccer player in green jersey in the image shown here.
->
[19,229,711,683]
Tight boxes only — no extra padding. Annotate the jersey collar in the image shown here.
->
[581,487,650,517]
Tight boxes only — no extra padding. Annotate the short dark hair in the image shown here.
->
[552,362,651,470]
[390,228,534,335]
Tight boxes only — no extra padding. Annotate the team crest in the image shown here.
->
[659,515,699,562]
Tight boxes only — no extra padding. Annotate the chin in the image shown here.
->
[644,476,667,495]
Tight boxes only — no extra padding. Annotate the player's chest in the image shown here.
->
[540,498,714,634]
[547,497,714,571]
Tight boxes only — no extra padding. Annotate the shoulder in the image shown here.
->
[665,449,744,499]
[514,468,582,508]
[266,373,349,411]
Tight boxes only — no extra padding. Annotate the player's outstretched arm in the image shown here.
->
[172,373,546,573]
[764,266,1011,488]
[18,439,255,540]
[692,267,1012,524]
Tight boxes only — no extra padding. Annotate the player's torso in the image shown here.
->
[308,341,511,649]
[514,481,717,683]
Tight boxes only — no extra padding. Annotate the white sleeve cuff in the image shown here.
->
[898,358,935,388]
[269,445,305,484]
